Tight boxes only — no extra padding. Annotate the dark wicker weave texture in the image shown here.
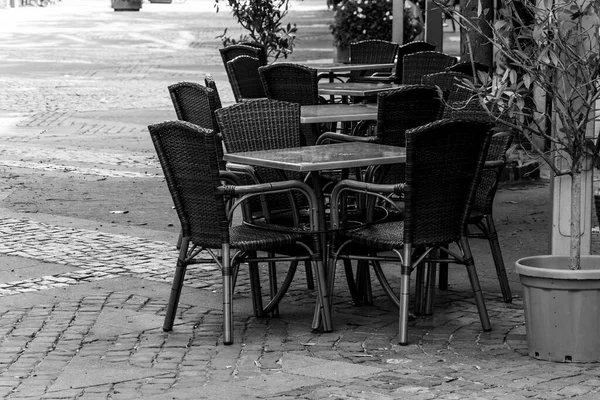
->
[347,119,493,248]
[394,41,436,84]
[348,39,398,81]
[372,85,444,184]
[401,51,458,85]
[215,99,306,212]
[258,63,321,146]
[168,81,225,170]
[219,44,266,67]
[225,55,266,102]
[149,121,230,249]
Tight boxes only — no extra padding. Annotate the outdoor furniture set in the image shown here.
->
[148,40,513,346]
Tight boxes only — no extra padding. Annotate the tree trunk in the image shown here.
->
[569,170,582,269]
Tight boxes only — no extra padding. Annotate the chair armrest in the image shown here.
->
[219,180,322,233]
[316,131,379,145]
[219,170,243,185]
[483,160,505,170]
[329,179,406,229]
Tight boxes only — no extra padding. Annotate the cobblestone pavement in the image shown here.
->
[1,0,600,399]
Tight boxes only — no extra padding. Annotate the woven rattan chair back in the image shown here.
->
[258,63,321,146]
[225,55,266,102]
[401,51,458,85]
[259,63,319,106]
[372,84,444,184]
[471,133,513,215]
[219,44,266,67]
[348,39,399,80]
[446,60,490,77]
[403,119,493,246]
[394,41,436,83]
[168,81,226,170]
[149,121,228,249]
[215,99,305,213]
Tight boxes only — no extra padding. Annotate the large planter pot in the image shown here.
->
[111,0,142,11]
[515,255,600,362]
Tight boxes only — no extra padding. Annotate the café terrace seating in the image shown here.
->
[149,120,332,345]
[225,55,267,102]
[347,39,399,83]
[327,118,495,345]
[401,50,458,84]
[422,71,514,302]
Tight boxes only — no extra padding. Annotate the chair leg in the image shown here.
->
[342,259,362,305]
[163,237,190,332]
[176,230,182,250]
[222,243,234,345]
[248,257,265,317]
[268,256,280,317]
[398,245,412,345]
[438,246,449,290]
[414,263,425,315]
[304,261,315,290]
[356,260,373,305]
[424,261,436,315]
[460,237,492,332]
[485,214,513,303]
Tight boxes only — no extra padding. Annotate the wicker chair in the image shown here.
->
[317,84,444,184]
[258,63,326,146]
[401,51,458,85]
[168,81,225,169]
[423,71,514,303]
[225,55,266,102]
[219,43,267,67]
[393,41,436,84]
[215,99,317,289]
[149,120,332,345]
[347,39,399,82]
[446,60,490,78]
[317,85,444,305]
[327,118,494,345]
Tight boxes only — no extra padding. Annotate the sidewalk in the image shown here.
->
[0,1,599,399]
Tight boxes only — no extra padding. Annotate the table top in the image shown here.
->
[318,82,402,97]
[300,103,377,124]
[300,62,395,73]
[223,142,405,173]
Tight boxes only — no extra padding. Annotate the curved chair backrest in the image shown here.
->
[219,44,266,66]
[401,51,458,85]
[258,63,321,145]
[372,84,444,184]
[259,63,319,106]
[446,61,490,78]
[168,81,218,131]
[421,71,474,108]
[238,42,268,65]
[149,121,228,249]
[404,118,493,245]
[395,40,436,83]
[215,99,305,212]
[471,132,513,215]
[168,81,225,170]
[349,39,399,80]
[225,55,266,102]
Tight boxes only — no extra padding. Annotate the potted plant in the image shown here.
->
[214,0,298,62]
[330,0,424,63]
[450,0,600,361]
[111,0,142,11]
